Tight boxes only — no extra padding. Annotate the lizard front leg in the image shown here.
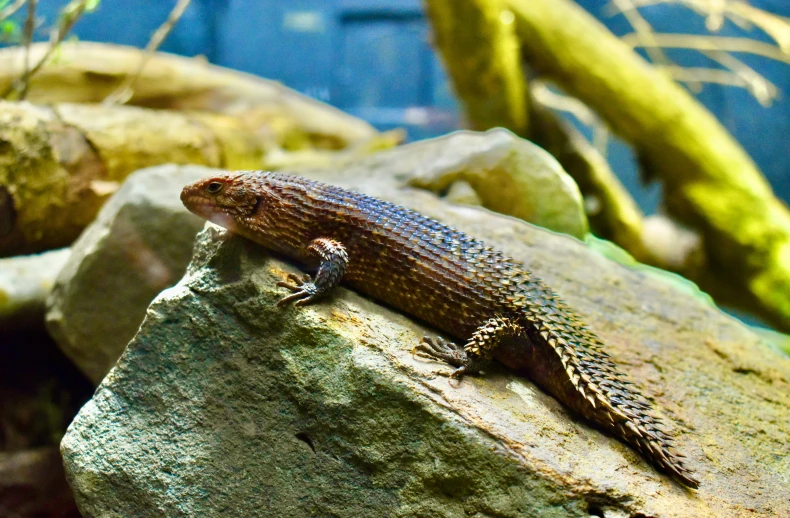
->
[415,316,522,380]
[276,237,348,307]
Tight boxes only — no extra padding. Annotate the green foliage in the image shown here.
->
[0,19,19,43]
[1,18,16,34]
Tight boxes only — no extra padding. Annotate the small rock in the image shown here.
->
[46,164,212,384]
[0,248,70,332]
[62,172,789,516]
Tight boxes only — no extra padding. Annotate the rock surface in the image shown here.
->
[46,165,212,384]
[62,167,790,517]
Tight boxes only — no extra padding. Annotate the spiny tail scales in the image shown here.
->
[527,288,698,487]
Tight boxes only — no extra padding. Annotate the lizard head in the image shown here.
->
[182,171,328,256]
[181,172,262,228]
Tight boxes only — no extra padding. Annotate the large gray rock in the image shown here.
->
[61,168,789,517]
[46,165,213,384]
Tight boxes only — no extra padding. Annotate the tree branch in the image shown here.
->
[422,0,528,134]
[18,0,36,100]
[507,0,790,330]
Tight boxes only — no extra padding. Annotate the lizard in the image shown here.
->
[180,170,699,489]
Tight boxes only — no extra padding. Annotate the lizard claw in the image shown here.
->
[413,336,485,382]
[276,272,320,307]
[413,336,469,368]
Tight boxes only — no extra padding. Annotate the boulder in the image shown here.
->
[46,165,212,384]
[61,167,789,517]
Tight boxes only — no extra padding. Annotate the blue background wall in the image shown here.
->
[18,0,790,211]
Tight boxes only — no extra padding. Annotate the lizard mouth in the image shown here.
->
[180,188,213,218]
[180,189,238,231]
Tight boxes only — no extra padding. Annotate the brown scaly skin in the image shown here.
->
[181,171,699,488]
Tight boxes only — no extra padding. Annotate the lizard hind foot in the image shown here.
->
[413,336,478,380]
[414,336,467,366]
[276,272,320,307]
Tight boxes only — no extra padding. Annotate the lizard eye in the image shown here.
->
[206,182,223,194]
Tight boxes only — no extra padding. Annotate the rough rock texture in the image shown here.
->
[62,168,790,517]
[46,165,212,384]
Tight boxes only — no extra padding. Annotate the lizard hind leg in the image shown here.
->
[276,273,319,307]
[415,316,521,380]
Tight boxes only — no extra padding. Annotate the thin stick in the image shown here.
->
[103,0,192,105]
[621,33,790,64]
[610,0,670,66]
[18,0,36,100]
[1,0,88,99]
[0,0,27,22]
[702,49,778,105]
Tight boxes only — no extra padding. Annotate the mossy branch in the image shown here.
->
[505,0,790,330]
[426,0,790,330]
[425,0,651,261]
[424,0,528,134]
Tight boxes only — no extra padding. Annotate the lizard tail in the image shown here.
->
[532,303,699,488]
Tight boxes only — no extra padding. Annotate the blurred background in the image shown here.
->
[6,0,789,215]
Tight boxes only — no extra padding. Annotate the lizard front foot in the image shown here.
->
[276,272,321,307]
[413,336,481,380]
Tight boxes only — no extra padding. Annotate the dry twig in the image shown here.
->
[19,0,36,100]
[1,0,89,99]
[621,33,790,63]
[625,0,790,50]
[610,0,789,105]
[0,0,27,22]
[103,0,192,105]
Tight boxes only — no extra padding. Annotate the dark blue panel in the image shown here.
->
[331,3,458,139]
[214,1,334,101]
[333,15,427,108]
